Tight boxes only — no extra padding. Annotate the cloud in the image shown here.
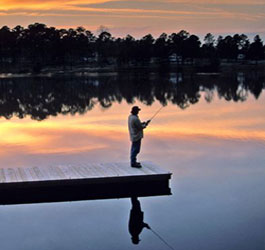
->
[75,0,265,12]
[2,4,263,21]
[0,0,264,38]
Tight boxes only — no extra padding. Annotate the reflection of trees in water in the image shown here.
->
[0,71,264,120]
[215,72,264,102]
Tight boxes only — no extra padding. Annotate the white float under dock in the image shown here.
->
[0,162,172,205]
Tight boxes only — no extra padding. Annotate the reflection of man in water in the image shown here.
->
[128,197,150,244]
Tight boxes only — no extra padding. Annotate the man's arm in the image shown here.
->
[134,117,145,130]
[134,117,150,130]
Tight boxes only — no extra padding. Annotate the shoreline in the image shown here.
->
[0,60,264,76]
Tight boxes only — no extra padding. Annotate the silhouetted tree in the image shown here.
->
[233,34,249,56]
[136,34,154,63]
[217,35,238,60]
[202,33,216,56]
[154,33,169,60]
[183,35,201,60]
[168,30,190,59]
[248,35,264,61]
[0,26,15,64]
[117,35,137,65]
[96,31,115,65]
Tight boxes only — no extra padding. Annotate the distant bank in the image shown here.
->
[0,60,265,75]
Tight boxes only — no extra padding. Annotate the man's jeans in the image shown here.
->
[130,139,141,165]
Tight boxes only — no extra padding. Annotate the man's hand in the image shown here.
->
[142,120,151,128]
[144,223,151,229]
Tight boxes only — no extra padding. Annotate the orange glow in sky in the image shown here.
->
[0,0,264,39]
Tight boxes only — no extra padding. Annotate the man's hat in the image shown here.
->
[131,236,140,244]
[131,106,141,112]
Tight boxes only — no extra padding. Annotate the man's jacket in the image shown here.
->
[128,114,146,142]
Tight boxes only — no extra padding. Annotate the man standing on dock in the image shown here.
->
[128,106,150,168]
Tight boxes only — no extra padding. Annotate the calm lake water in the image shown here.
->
[0,71,264,250]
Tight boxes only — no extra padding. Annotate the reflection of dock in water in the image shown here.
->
[0,162,172,205]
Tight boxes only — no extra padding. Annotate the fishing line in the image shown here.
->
[149,228,175,250]
[149,106,164,121]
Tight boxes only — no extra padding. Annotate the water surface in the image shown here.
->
[0,71,264,250]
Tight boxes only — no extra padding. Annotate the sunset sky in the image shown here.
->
[0,0,265,39]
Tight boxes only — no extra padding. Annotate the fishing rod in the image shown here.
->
[149,228,176,250]
[149,106,164,122]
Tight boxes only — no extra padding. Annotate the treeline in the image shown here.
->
[0,23,264,72]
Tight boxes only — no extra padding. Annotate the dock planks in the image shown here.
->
[0,162,172,205]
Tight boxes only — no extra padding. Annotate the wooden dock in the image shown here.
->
[0,162,172,205]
